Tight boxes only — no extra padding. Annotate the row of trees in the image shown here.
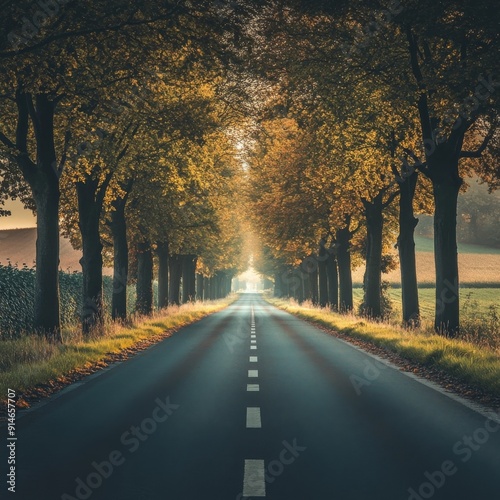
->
[0,1,251,341]
[0,0,498,338]
[244,0,499,335]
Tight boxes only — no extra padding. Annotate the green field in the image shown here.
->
[414,236,500,255]
[352,287,499,322]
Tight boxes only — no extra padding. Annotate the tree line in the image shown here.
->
[0,0,498,339]
[0,0,253,341]
[244,0,499,335]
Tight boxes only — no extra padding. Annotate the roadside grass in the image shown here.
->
[267,297,500,397]
[0,298,234,398]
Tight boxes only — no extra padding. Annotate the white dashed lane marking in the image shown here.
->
[243,459,266,497]
[246,407,262,428]
[243,305,265,497]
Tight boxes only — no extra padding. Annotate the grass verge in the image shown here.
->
[0,298,234,399]
[267,297,500,398]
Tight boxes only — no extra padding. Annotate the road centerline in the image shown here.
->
[243,459,266,497]
[246,407,262,428]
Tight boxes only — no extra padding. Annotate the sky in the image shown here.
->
[0,198,36,229]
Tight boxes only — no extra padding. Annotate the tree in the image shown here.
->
[0,0,251,337]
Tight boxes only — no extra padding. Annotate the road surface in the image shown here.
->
[5,293,500,499]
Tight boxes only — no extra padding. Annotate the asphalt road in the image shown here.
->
[5,293,500,500]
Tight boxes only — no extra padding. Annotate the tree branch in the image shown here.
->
[460,119,497,158]
[15,90,30,154]
[0,131,15,149]
[406,28,433,143]
[0,7,184,60]
[58,130,72,176]
[383,190,399,209]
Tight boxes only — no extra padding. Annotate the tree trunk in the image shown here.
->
[214,272,222,299]
[77,177,106,335]
[326,247,338,311]
[204,276,210,301]
[318,243,328,308]
[362,197,384,318]
[157,241,169,309]
[168,254,182,305]
[287,266,300,304]
[33,184,61,340]
[196,273,204,301]
[406,28,463,335]
[181,254,197,303]
[110,195,129,321]
[208,275,216,300]
[20,94,62,341]
[310,266,318,305]
[301,265,310,303]
[398,172,420,327]
[136,241,153,315]
[336,226,353,312]
[433,180,460,335]
[273,272,282,297]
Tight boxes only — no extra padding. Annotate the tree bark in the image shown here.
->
[33,181,61,340]
[318,242,328,308]
[136,241,153,315]
[433,180,460,335]
[110,194,129,321]
[336,226,353,312]
[273,271,282,297]
[157,241,169,309]
[196,273,204,300]
[204,276,210,301]
[362,196,384,319]
[397,172,420,326]
[225,273,232,296]
[168,254,182,305]
[182,254,197,303]
[77,175,109,335]
[214,272,222,299]
[208,275,216,300]
[309,266,318,305]
[326,246,338,311]
[301,265,310,303]
[15,94,62,340]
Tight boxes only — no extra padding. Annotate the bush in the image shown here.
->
[0,263,114,337]
[358,280,393,320]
